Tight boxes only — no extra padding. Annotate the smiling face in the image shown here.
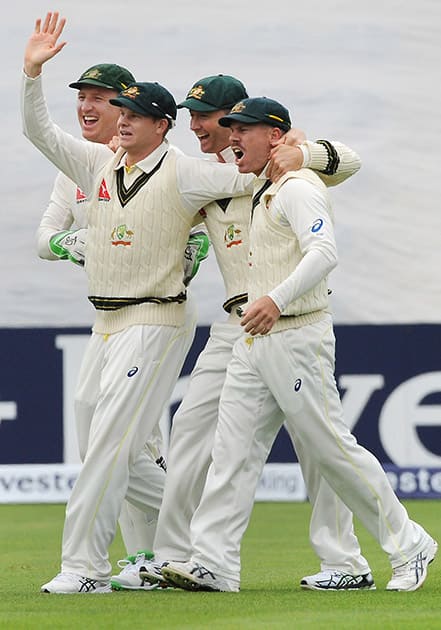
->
[76,86,120,144]
[229,122,283,175]
[189,109,231,156]
[116,107,169,165]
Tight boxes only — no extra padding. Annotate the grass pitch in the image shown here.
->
[0,501,439,629]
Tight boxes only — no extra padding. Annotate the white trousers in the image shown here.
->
[61,305,196,580]
[76,369,166,556]
[118,500,159,555]
[155,319,370,574]
[189,316,429,583]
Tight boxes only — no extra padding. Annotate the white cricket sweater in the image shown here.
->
[86,148,193,333]
[201,141,359,317]
[201,194,250,314]
[249,169,334,333]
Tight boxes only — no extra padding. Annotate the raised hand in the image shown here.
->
[266,144,304,182]
[24,11,67,78]
[107,135,121,152]
[283,127,307,146]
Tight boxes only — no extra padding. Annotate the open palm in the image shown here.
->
[24,12,67,73]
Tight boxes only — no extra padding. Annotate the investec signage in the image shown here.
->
[0,325,440,502]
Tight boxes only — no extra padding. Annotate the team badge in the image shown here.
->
[121,85,140,99]
[188,85,205,100]
[81,68,102,81]
[111,224,134,246]
[230,101,246,113]
[224,224,242,248]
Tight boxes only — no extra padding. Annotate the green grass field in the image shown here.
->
[0,501,439,629]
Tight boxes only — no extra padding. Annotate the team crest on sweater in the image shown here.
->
[111,224,134,246]
[224,224,243,248]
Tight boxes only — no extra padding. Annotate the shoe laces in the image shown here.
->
[116,555,137,570]
[133,552,152,569]
[392,552,424,578]
[117,549,154,571]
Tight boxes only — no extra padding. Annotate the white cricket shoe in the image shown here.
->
[138,559,170,586]
[111,550,160,591]
[300,570,376,591]
[161,561,239,592]
[386,538,438,591]
[41,572,111,594]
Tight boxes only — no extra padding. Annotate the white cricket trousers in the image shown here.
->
[75,353,167,557]
[189,316,430,584]
[155,319,370,575]
[154,321,239,562]
[62,311,195,581]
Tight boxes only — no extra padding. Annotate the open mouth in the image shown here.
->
[232,147,244,160]
[83,116,98,126]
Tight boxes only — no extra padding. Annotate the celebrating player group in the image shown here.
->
[21,11,437,594]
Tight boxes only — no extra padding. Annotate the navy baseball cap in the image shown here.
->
[219,97,291,131]
[69,64,135,91]
[109,82,177,121]
[178,74,248,112]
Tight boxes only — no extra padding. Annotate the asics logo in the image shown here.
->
[190,564,216,580]
[411,551,426,584]
[311,218,324,233]
[79,577,99,592]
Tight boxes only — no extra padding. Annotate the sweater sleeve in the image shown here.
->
[268,179,338,311]
[301,139,361,187]
[175,154,254,214]
[36,172,88,260]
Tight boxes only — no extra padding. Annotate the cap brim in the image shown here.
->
[218,113,261,127]
[219,113,290,131]
[177,97,219,112]
[69,79,117,90]
[109,96,173,119]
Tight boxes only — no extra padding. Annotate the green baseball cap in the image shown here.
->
[109,82,177,121]
[219,97,291,131]
[178,74,248,112]
[69,64,135,91]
